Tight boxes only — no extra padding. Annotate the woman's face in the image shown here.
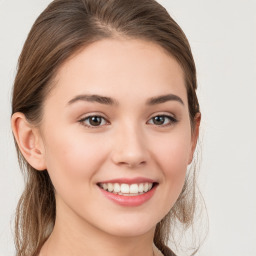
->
[38,38,198,237]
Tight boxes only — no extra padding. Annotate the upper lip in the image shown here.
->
[97,177,157,185]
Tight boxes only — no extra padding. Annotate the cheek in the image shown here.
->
[42,129,110,217]
[158,141,189,194]
[43,128,108,188]
[154,132,191,175]
[151,130,192,210]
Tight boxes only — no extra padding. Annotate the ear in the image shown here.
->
[188,112,201,164]
[11,112,46,171]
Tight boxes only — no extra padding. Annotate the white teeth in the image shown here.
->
[108,183,114,192]
[121,184,130,193]
[130,184,139,193]
[138,183,144,193]
[144,183,149,192]
[114,183,120,193]
[99,182,154,195]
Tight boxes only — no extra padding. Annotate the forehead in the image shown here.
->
[48,38,187,106]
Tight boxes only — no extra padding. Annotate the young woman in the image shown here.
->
[11,0,201,255]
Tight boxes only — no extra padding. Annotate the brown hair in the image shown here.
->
[12,0,201,255]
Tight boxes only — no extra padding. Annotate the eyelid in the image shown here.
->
[148,111,177,120]
[147,113,178,127]
[78,113,110,128]
[77,112,178,129]
[78,112,108,121]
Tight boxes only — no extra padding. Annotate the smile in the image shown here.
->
[97,179,158,207]
[98,182,154,196]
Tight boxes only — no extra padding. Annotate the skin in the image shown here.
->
[12,38,200,256]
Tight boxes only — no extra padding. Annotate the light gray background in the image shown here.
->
[0,0,255,255]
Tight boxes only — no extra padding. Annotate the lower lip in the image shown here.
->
[98,185,157,207]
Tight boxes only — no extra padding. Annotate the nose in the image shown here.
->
[111,123,149,168]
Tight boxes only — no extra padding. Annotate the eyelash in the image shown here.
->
[78,114,178,129]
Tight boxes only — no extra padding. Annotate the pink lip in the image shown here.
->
[98,177,156,185]
[97,183,158,207]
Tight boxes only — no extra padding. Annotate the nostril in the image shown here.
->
[126,160,147,168]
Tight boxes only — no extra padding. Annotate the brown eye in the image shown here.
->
[152,116,165,125]
[89,116,103,126]
[148,115,177,126]
[79,115,108,128]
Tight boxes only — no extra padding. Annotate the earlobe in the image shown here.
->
[188,112,201,164]
[11,112,46,171]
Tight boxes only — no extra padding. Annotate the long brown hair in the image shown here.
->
[12,0,201,255]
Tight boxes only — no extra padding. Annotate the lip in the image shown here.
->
[97,182,158,207]
[97,177,156,185]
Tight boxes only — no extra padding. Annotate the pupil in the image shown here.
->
[154,116,164,125]
[90,116,101,126]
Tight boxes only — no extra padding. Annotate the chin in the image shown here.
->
[96,213,158,238]
[106,224,155,238]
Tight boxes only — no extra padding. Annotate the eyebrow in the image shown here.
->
[67,94,118,106]
[67,93,184,106]
[146,94,184,105]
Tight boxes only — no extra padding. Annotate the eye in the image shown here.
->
[78,115,108,128]
[147,115,177,127]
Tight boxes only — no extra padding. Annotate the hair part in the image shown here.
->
[12,1,201,255]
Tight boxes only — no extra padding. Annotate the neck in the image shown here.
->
[39,205,156,256]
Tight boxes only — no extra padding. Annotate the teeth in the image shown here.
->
[130,184,139,193]
[99,182,154,195]
[144,183,149,192]
[108,183,114,192]
[138,183,144,193]
[114,183,120,193]
[120,184,130,193]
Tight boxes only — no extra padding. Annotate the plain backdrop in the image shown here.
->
[0,0,255,255]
